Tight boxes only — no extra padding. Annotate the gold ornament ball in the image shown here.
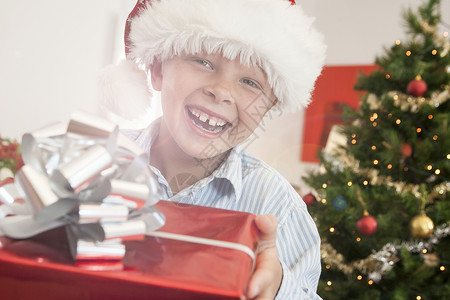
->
[410,214,434,238]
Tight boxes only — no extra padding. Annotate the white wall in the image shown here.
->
[0,0,132,139]
[1,0,449,192]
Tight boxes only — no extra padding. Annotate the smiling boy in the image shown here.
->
[105,0,326,299]
[148,51,277,193]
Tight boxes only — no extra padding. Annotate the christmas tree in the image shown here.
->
[302,0,449,299]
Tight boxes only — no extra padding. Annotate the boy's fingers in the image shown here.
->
[255,214,278,234]
[247,214,282,299]
[254,214,278,251]
[247,259,278,299]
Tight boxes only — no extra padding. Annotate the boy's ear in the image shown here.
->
[149,60,163,91]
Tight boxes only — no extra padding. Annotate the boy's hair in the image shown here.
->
[101,0,326,117]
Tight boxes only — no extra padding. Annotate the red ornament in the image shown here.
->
[401,143,412,157]
[302,193,316,206]
[357,210,378,236]
[406,75,427,97]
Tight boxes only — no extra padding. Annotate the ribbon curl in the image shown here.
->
[0,111,165,261]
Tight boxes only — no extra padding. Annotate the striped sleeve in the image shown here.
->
[275,205,322,299]
[239,162,322,299]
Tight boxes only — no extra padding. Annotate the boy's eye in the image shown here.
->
[193,58,213,70]
[241,78,261,89]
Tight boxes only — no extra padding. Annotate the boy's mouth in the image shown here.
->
[186,106,230,134]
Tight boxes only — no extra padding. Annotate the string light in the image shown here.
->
[395,40,401,45]
[440,266,446,271]
[447,154,450,159]
[406,50,412,56]
[363,180,368,185]
[422,248,428,254]
[327,281,332,286]
[416,296,422,300]
[326,265,331,269]
[371,145,377,150]
[385,73,391,79]
[330,227,335,233]
[372,122,378,127]
[347,181,353,186]
[432,49,437,55]
[427,165,433,171]
[356,237,361,242]
[388,113,393,117]
[435,169,441,175]
[428,114,433,119]
[352,133,356,138]
[321,198,327,204]
[404,167,409,172]
[396,119,401,125]
[373,160,379,165]
[352,139,357,144]
[322,183,327,189]
[433,135,438,140]
[368,280,374,285]
[357,275,363,280]
[416,128,422,133]
[387,164,392,169]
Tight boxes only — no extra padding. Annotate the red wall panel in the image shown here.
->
[301,65,377,163]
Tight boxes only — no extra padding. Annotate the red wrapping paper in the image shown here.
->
[0,200,258,300]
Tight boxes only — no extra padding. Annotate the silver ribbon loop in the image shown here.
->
[75,240,126,261]
[66,111,119,157]
[17,165,59,208]
[101,220,146,241]
[78,204,129,224]
[110,179,150,208]
[51,145,113,193]
[21,122,67,175]
[0,111,165,261]
[67,111,118,140]
[16,165,74,222]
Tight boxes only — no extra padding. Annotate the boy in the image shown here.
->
[103,0,326,298]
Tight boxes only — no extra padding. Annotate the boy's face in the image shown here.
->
[151,51,276,161]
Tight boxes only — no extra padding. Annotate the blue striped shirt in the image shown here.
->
[126,119,322,299]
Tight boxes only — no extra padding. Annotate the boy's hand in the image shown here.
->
[247,215,283,300]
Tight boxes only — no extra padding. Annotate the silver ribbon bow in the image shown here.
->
[0,111,165,260]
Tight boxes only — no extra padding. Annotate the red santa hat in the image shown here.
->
[100,0,326,118]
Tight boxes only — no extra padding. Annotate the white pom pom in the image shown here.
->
[97,60,152,119]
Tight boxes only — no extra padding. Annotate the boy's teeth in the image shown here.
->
[208,118,217,126]
[199,113,208,122]
[188,107,227,130]
[191,109,200,118]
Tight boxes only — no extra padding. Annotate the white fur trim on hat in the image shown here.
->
[127,0,326,113]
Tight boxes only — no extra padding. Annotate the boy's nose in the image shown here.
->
[203,78,235,105]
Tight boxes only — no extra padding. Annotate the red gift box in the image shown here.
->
[0,200,258,300]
